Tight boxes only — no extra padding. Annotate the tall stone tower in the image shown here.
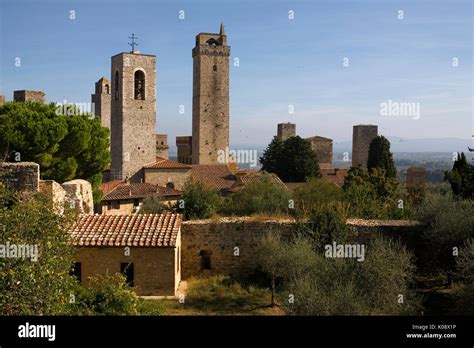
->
[192,23,230,165]
[352,124,378,169]
[91,77,111,129]
[277,123,296,141]
[110,51,157,182]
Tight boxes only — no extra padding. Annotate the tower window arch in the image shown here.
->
[213,65,217,72]
[114,71,119,100]
[104,84,109,94]
[206,38,219,46]
[134,70,145,100]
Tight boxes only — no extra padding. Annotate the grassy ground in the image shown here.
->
[139,275,285,316]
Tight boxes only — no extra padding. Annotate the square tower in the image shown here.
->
[110,51,157,182]
[277,122,296,141]
[91,77,111,129]
[192,23,230,165]
[352,124,378,169]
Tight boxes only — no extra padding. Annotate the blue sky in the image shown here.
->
[1,0,472,149]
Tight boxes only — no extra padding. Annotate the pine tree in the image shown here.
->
[367,135,397,178]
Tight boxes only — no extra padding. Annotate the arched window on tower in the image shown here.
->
[104,84,109,94]
[134,70,145,100]
[114,71,119,100]
[213,65,217,72]
[206,38,219,46]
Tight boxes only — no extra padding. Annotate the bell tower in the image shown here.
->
[192,23,230,165]
[110,48,157,182]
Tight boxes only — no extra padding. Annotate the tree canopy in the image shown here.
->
[367,135,397,178]
[260,136,321,182]
[0,101,110,202]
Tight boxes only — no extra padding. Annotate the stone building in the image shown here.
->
[144,157,192,190]
[0,95,5,106]
[110,51,157,183]
[69,213,182,296]
[406,167,428,186]
[91,77,111,129]
[352,124,378,169]
[13,90,45,103]
[277,123,296,141]
[156,134,169,159]
[192,23,230,165]
[176,136,193,164]
[306,135,333,169]
[99,182,181,215]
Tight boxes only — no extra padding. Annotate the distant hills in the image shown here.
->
[333,137,472,153]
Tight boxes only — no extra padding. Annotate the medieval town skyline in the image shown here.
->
[1,0,472,149]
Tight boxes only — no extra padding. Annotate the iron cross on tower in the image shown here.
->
[128,33,138,52]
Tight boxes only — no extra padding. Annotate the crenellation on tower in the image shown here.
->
[192,23,230,165]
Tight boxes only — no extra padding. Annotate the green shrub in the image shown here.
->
[67,274,140,315]
[256,233,420,315]
[139,195,175,214]
[293,178,342,217]
[178,180,221,220]
[219,173,291,216]
[416,191,474,274]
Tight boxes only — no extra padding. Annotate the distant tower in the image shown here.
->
[306,136,333,169]
[13,90,45,103]
[277,123,296,141]
[176,136,193,164]
[192,23,230,165]
[156,134,169,159]
[352,125,378,168]
[110,49,157,182]
[91,77,111,129]
[0,95,5,106]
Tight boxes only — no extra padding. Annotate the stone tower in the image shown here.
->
[277,123,296,141]
[13,90,45,103]
[110,51,157,182]
[352,124,378,169]
[192,23,230,165]
[91,77,111,129]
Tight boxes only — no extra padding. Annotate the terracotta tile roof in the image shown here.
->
[191,164,236,191]
[102,182,181,201]
[144,157,192,169]
[69,213,182,247]
[100,180,124,195]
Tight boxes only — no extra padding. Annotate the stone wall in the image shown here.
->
[62,179,94,215]
[144,168,191,190]
[181,217,425,279]
[0,162,39,192]
[39,180,66,214]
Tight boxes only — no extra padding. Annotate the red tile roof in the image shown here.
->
[102,182,181,201]
[191,164,236,191]
[144,157,192,170]
[100,180,124,195]
[69,213,182,247]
